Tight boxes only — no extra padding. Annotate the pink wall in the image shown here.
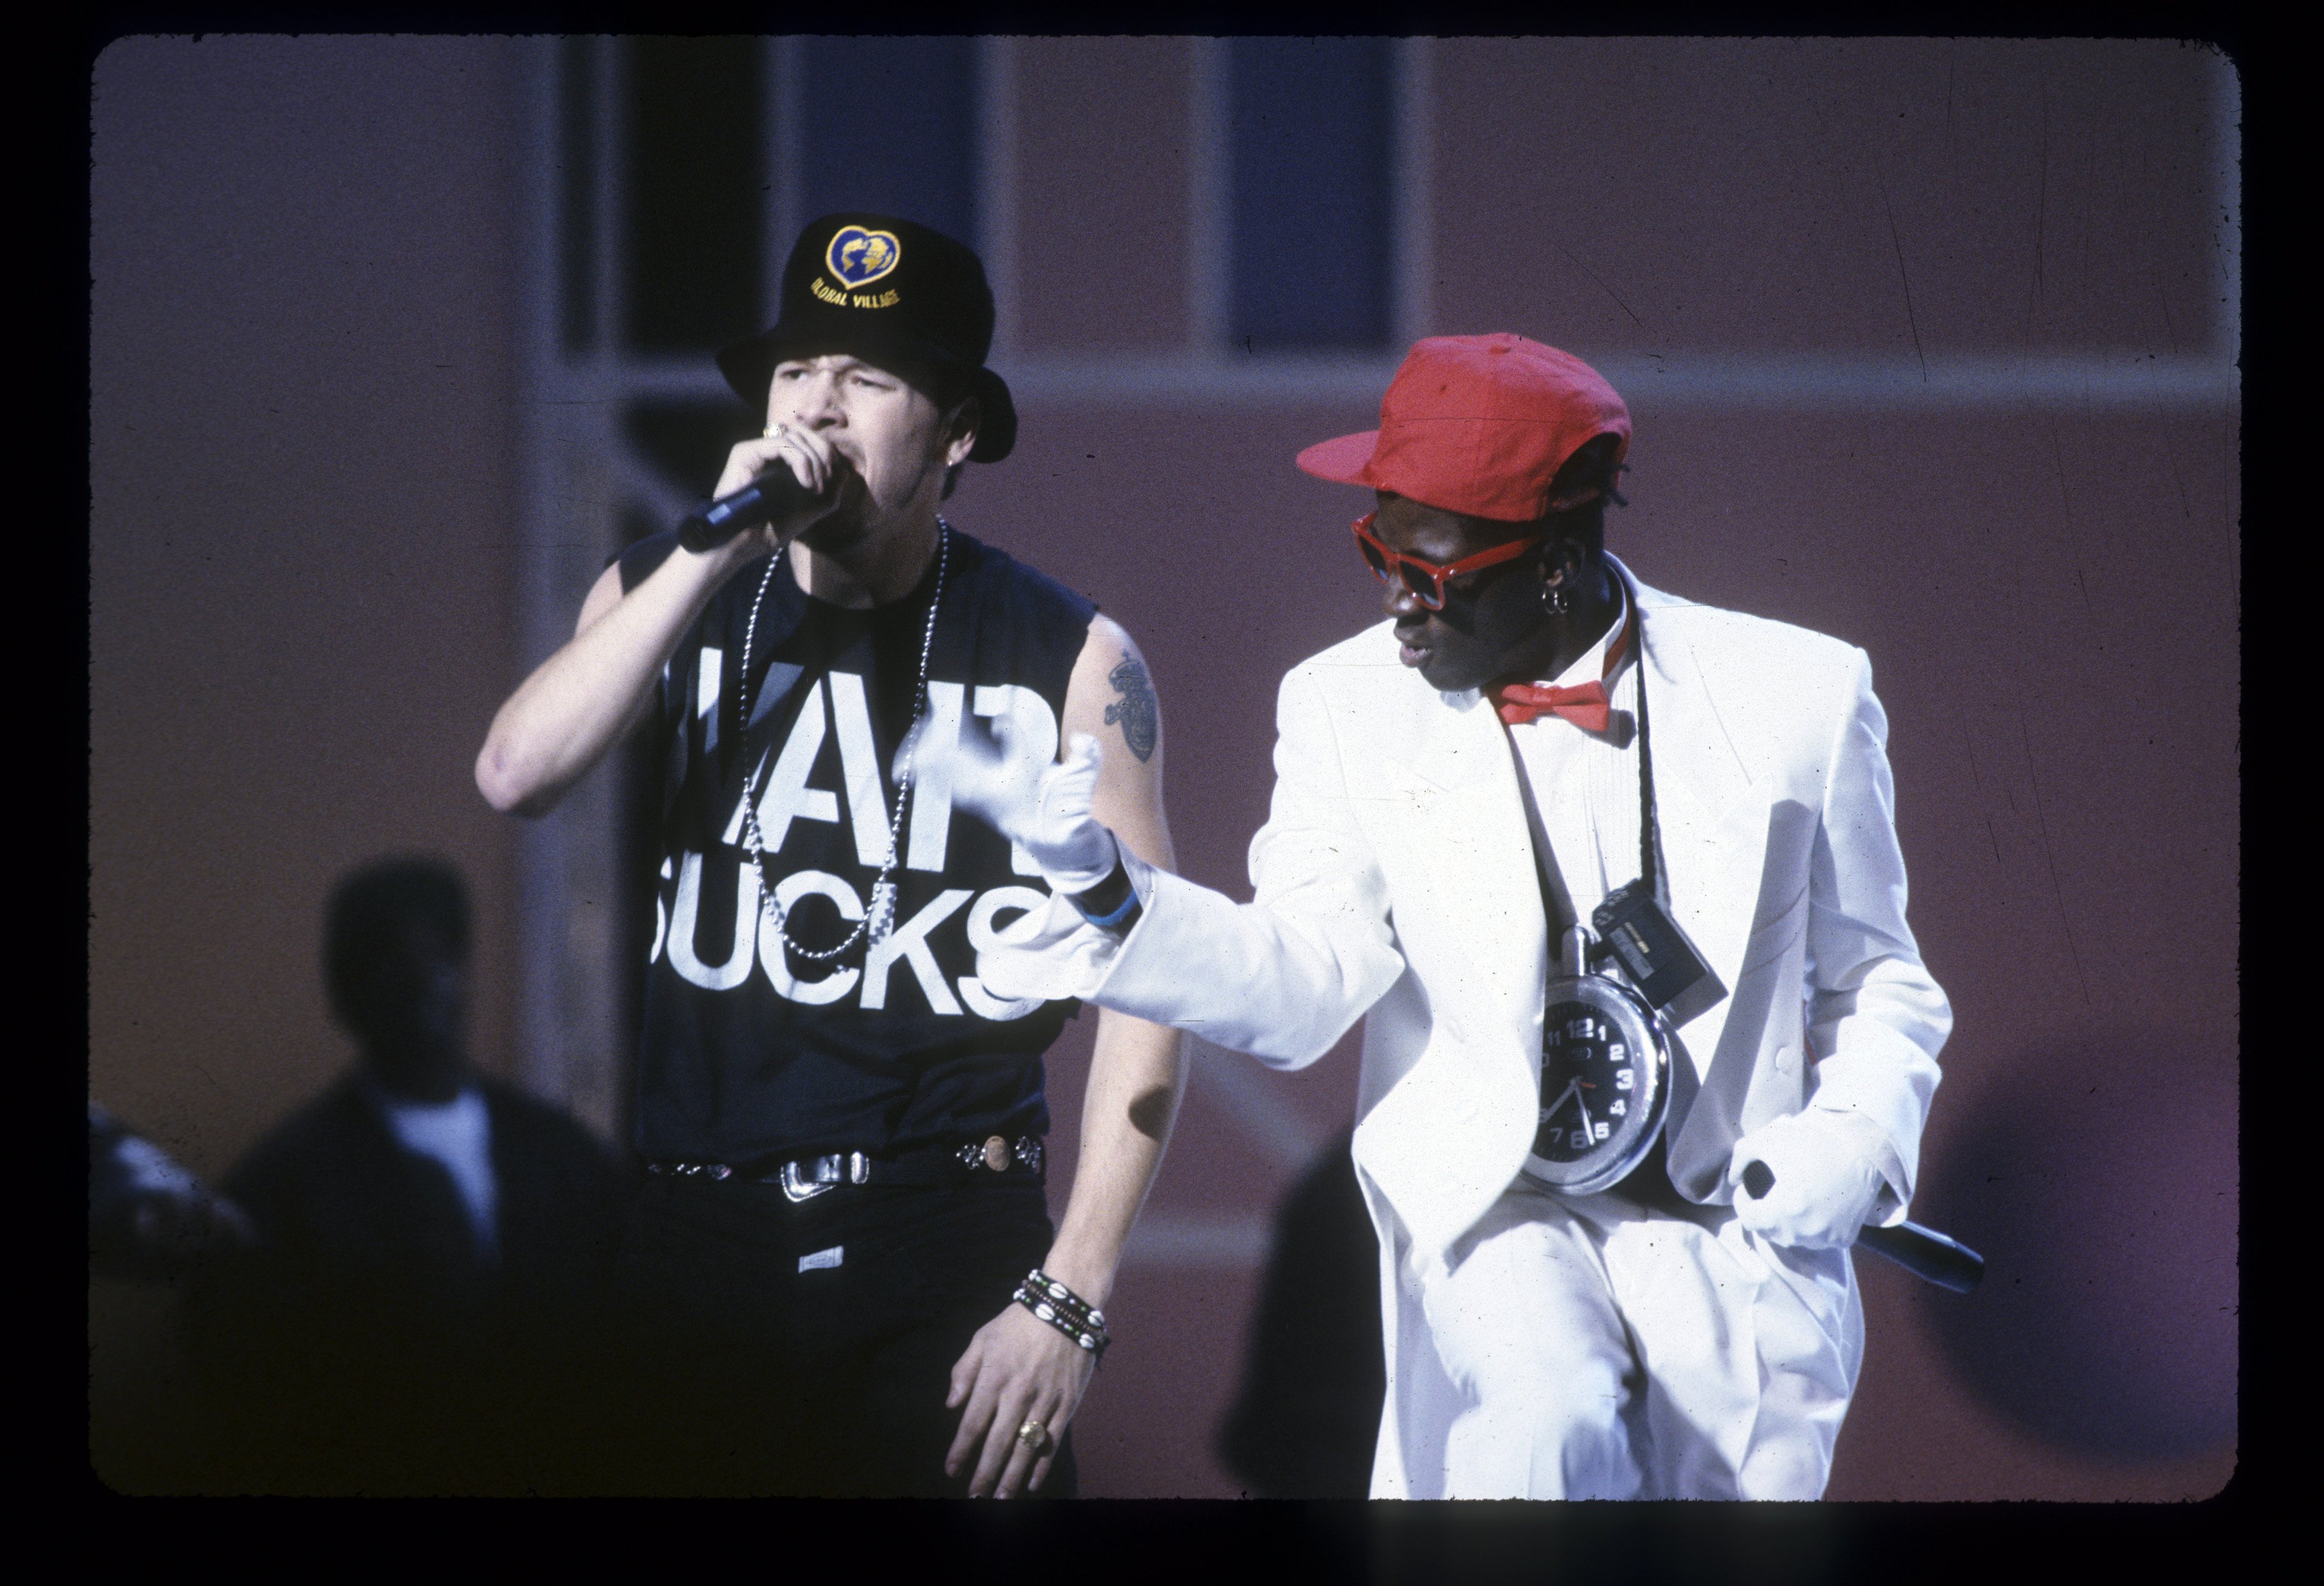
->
[90,34,528,1179]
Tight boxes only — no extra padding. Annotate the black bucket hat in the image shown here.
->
[717,212,1017,463]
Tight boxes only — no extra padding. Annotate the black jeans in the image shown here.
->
[602,1174,1077,1497]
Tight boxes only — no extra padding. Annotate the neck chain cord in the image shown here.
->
[735,521,950,961]
[1509,589,1667,944]
[1595,569,1662,903]
[1633,609,1662,903]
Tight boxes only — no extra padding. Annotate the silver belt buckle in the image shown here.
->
[779,1152,870,1202]
[779,1161,833,1203]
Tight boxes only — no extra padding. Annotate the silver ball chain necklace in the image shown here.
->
[734,520,950,961]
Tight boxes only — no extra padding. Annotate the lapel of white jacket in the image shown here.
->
[1365,669,1545,1250]
[1616,557,1773,1093]
[1378,682,1544,1059]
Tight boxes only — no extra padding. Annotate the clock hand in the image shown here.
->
[1544,1078,1583,1123]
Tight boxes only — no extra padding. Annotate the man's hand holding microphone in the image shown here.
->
[1726,1108,1896,1250]
[1729,1108,1986,1292]
[474,420,867,819]
[678,419,864,561]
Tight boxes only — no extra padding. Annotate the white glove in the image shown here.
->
[948,725,1119,895]
[1727,1109,1893,1251]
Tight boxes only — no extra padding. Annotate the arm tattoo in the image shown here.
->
[1104,658,1159,763]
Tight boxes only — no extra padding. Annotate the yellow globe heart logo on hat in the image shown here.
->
[825,227,902,290]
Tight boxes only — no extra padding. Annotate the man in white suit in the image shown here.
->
[973,334,1951,1500]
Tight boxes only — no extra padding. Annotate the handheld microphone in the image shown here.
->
[1739,1158,1986,1293]
[677,464,819,553]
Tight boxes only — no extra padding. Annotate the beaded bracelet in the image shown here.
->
[1014,1268,1112,1364]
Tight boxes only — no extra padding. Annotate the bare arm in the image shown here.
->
[473,547,733,817]
[944,615,1189,1498]
[473,427,848,817]
[1044,616,1186,1309]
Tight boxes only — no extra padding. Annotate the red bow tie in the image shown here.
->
[1493,678,1612,732]
[1494,602,1636,732]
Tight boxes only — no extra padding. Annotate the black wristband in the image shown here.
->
[1068,857,1140,931]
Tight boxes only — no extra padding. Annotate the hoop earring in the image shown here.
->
[1542,580,1573,616]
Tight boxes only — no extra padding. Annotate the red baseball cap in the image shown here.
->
[1296,334,1631,522]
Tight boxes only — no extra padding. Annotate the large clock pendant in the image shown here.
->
[1521,926,1673,1197]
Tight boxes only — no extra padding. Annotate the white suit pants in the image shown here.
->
[1384,1180,1863,1500]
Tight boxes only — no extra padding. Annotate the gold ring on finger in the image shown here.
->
[1015,1419,1052,1456]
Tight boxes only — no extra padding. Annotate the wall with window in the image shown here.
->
[92,35,2237,1500]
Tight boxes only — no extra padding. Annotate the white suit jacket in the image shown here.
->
[983,557,1949,1334]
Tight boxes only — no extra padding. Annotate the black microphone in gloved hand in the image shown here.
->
[1738,1159,1986,1293]
[677,462,841,553]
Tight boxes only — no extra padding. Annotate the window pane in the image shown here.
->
[623,37,764,352]
[797,38,978,247]
[1228,38,1393,351]
[625,398,759,498]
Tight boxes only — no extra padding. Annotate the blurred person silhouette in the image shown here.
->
[1218,1128,1385,1498]
[186,857,626,1493]
[90,1101,255,1283]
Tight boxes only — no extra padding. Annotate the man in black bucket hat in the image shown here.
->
[478,213,1187,1498]
[715,213,1019,466]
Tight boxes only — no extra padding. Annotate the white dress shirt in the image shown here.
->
[372,1084,500,1261]
[1505,577,1642,937]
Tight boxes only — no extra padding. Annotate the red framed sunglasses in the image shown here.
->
[1351,513,1545,609]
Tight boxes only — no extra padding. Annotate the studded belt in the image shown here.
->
[647,1134,1046,1203]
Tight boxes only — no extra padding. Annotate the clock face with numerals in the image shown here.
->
[1523,973,1670,1196]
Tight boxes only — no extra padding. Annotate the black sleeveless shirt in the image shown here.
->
[616,525,1096,1166]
